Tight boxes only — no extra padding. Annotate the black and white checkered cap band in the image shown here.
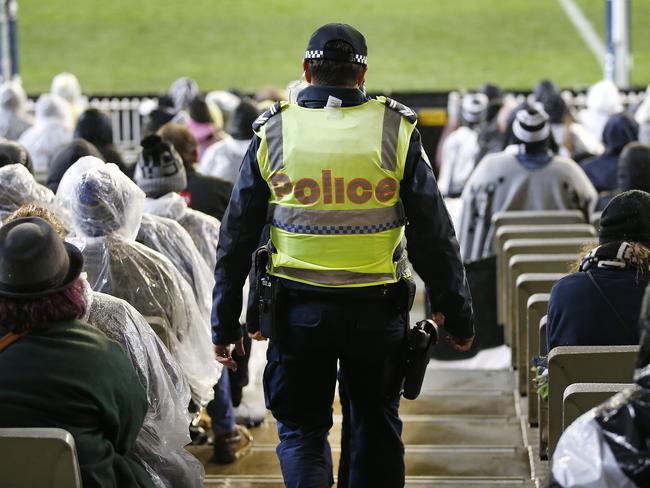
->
[512,110,550,143]
[304,50,368,65]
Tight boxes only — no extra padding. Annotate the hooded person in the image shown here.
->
[158,123,232,221]
[3,205,204,488]
[134,134,221,270]
[74,108,128,174]
[582,112,639,193]
[458,106,598,262]
[578,80,624,143]
[46,139,102,192]
[547,190,650,351]
[550,279,650,487]
[0,80,32,141]
[167,77,198,126]
[0,217,154,488]
[0,139,33,173]
[64,163,220,405]
[51,72,87,123]
[198,99,259,185]
[437,93,488,197]
[18,93,73,174]
[0,163,54,222]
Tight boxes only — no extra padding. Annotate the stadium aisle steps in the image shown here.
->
[196,369,535,487]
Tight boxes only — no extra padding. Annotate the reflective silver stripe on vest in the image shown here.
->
[271,203,406,235]
[273,266,395,286]
[266,114,284,172]
[381,104,402,171]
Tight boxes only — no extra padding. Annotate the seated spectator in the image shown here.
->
[475,83,505,163]
[158,123,232,220]
[4,204,204,488]
[582,112,639,193]
[46,139,102,192]
[142,95,176,135]
[597,142,650,209]
[577,79,623,143]
[437,92,488,197]
[187,97,224,158]
[167,77,199,125]
[0,217,153,488]
[63,163,220,405]
[18,93,73,174]
[74,108,129,174]
[0,139,33,173]
[547,191,650,350]
[0,164,54,222]
[199,99,259,185]
[0,80,32,141]
[135,134,221,270]
[457,106,598,261]
[549,279,650,487]
[51,72,87,123]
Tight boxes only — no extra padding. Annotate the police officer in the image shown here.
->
[212,23,474,488]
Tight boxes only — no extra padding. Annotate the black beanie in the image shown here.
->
[46,139,102,192]
[227,100,259,140]
[599,190,650,245]
[618,142,650,194]
[189,96,213,124]
[0,139,33,174]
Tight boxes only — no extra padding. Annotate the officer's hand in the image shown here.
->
[248,331,267,341]
[214,339,246,371]
[432,312,475,353]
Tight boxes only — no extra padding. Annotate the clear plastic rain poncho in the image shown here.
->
[18,93,73,173]
[51,72,88,123]
[143,192,221,271]
[551,285,650,488]
[0,80,32,141]
[81,280,203,488]
[64,163,220,404]
[0,164,54,222]
[137,213,215,319]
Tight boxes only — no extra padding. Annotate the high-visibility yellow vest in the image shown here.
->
[255,97,417,287]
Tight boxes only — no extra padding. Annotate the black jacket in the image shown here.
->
[211,85,474,344]
[183,166,233,221]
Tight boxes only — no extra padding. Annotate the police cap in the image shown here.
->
[304,23,368,65]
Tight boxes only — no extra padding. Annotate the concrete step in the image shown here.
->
[422,369,515,393]
[204,478,536,487]
[190,446,531,479]
[381,392,516,417]
[252,416,524,447]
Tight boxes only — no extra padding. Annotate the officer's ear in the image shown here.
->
[303,60,312,84]
[357,65,368,88]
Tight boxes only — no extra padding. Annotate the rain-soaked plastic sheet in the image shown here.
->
[0,164,54,222]
[63,163,220,405]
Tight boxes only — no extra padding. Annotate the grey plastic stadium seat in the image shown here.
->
[0,428,82,488]
[539,315,548,357]
[497,235,597,334]
[526,294,550,426]
[546,345,639,459]
[512,273,566,371]
[563,382,632,430]
[504,254,576,351]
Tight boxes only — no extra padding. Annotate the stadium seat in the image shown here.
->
[526,293,550,426]
[562,382,632,430]
[497,235,597,333]
[492,210,585,232]
[504,254,576,351]
[512,273,567,370]
[539,316,548,356]
[546,345,639,458]
[0,428,82,488]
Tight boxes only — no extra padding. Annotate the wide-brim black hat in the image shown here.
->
[0,217,84,298]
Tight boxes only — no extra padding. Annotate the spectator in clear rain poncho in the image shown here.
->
[51,72,88,124]
[578,80,624,143]
[18,93,73,174]
[61,162,220,405]
[0,163,54,223]
[55,156,216,319]
[550,280,650,488]
[0,139,33,173]
[437,92,488,197]
[3,204,204,488]
[135,134,221,271]
[0,80,32,141]
[458,105,598,262]
[635,86,650,145]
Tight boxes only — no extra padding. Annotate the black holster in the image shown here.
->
[402,319,439,400]
[255,245,284,341]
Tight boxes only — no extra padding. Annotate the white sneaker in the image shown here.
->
[233,401,267,428]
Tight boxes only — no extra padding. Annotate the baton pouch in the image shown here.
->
[255,245,282,341]
[402,319,439,400]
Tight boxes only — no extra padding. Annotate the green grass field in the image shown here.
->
[18,0,650,94]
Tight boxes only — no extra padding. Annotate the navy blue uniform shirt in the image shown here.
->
[211,85,474,344]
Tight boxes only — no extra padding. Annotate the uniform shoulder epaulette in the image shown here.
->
[378,96,417,124]
[252,101,289,131]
